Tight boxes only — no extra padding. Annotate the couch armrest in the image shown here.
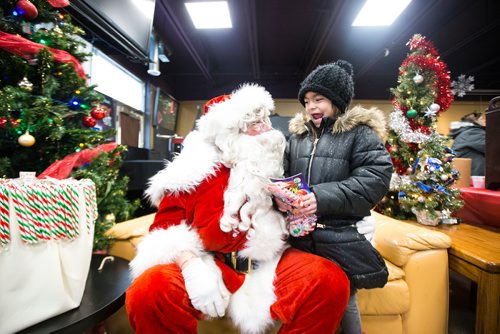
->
[106,214,155,240]
[371,211,451,267]
[105,214,155,261]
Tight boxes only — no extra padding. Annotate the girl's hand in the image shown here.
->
[292,192,317,216]
[274,196,293,213]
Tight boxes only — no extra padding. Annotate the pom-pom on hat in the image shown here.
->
[298,60,354,113]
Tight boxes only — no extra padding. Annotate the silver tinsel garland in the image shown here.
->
[389,173,412,191]
[389,109,431,143]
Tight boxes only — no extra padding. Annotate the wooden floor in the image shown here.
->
[449,269,476,334]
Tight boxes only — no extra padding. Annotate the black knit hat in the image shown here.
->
[298,60,354,113]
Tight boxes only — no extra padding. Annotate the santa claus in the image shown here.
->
[126,84,349,334]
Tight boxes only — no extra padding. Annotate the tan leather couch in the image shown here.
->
[104,211,451,334]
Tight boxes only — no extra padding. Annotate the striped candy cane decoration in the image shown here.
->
[10,183,39,243]
[40,183,66,240]
[45,183,70,240]
[66,183,81,237]
[0,178,97,244]
[56,185,80,239]
[0,183,11,247]
[31,183,57,240]
[26,184,51,241]
[82,179,98,232]
[89,181,98,222]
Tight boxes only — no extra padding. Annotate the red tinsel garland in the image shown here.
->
[0,31,87,81]
[399,54,453,112]
[392,97,408,113]
[408,34,439,57]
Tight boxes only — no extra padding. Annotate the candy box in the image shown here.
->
[267,173,317,237]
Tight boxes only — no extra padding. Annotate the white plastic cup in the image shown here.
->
[470,176,485,188]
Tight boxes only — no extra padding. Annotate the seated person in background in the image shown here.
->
[125,84,349,334]
[449,111,486,176]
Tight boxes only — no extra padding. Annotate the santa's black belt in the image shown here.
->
[222,251,258,274]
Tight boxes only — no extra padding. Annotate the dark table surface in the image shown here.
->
[19,254,131,334]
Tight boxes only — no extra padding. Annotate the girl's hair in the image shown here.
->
[461,112,482,124]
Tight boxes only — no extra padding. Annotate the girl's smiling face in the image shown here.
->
[303,92,337,128]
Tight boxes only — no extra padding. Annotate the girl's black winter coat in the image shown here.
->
[284,106,393,289]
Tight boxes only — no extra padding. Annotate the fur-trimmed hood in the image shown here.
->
[288,105,388,142]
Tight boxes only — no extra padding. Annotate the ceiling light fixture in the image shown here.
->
[148,42,161,76]
[185,1,232,29]
[352,0,412,26]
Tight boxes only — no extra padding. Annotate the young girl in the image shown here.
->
[275,60,393,334]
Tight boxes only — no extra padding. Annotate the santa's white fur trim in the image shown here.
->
[144,131,221,207]
[228,257,282,334]
[197,83,275,145]
[129,222,204,279]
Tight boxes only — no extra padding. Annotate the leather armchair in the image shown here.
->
[104,211,451,334]
[358,212,451,334]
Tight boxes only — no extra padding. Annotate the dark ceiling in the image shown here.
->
[77,0,500,102]
[151,0,500,102]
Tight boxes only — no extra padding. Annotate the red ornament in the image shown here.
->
[0,117,7,128]
[16,0,38,20]
[82,115,96,128]
[11,119,19,128]
[47,0,70,8]
[90,107,105,120]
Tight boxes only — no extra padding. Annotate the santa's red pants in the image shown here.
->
[126,248,349,333]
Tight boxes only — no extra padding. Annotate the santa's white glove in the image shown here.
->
[181,257,229,317]
[356,215,376,243]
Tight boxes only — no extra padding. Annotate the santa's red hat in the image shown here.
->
[203,94,231,115]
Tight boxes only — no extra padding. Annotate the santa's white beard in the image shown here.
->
[220,129,286,178]
[218,129,288,238]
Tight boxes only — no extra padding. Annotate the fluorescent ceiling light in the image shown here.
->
[132,0,155,19]
[352,0,412,26]
[185,1,232,29]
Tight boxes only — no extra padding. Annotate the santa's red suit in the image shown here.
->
[125,84,349,334]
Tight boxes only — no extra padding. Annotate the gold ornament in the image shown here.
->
[104,213,116,223]
[53,25,63,36]
[18,131,36,147]
[18,77,33,92]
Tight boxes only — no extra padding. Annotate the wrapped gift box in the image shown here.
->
[0,177,97,333]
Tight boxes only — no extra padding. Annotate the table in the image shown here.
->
[453,187,500,228]
[404,220,500,334]
[19,254,131,334]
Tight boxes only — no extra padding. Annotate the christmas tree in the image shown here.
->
[0,0,138,249]
[377,34,463,225]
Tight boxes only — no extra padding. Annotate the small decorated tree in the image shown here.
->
[0,0,138,249]
[377,34,463,225]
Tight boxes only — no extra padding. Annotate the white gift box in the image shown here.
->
[0,178,97,333]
